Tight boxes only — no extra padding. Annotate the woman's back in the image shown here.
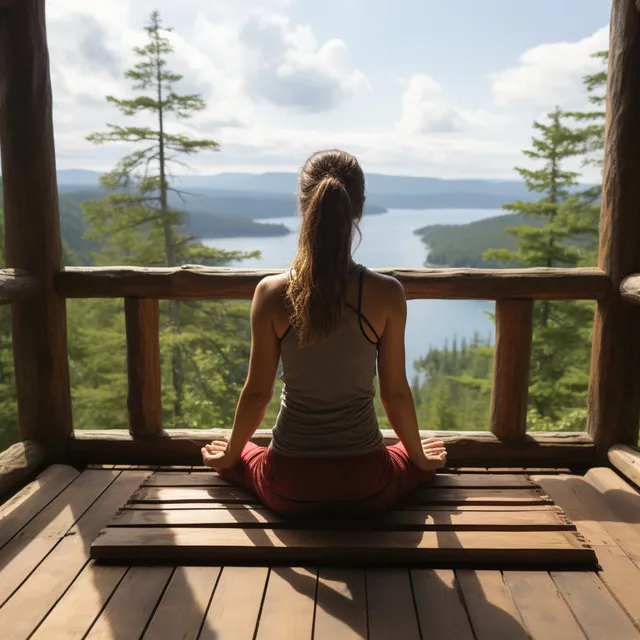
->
[272,265,384,457]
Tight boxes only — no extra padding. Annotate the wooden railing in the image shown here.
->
[1,0,640,475]
[50,265,611,468]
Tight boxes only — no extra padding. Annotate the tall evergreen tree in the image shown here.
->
[484,108,594,420]
[79,11,253,429]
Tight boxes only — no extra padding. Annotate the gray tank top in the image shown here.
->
[271,265,385,457]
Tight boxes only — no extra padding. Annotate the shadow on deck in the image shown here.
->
[0,465,639,639]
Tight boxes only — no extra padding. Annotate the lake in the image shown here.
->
[204,208,502,378]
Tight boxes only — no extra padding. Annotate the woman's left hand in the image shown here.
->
[201,438,239,469]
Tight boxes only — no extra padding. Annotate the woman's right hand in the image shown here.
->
[414,438,448,471]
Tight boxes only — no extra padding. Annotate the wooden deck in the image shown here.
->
[0,465,639,639]
[91,472,595,568]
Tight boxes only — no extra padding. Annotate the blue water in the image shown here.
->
[204,208,501,378]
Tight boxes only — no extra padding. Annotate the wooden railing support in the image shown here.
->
[125,299,163,437]
[0,269,39,304]
[587,0,640,461]
[620,274,640,306]
[490,300,534,438]
[0,0,72,456]
[608,444,640,488]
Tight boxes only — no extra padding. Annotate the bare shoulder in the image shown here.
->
[254,272,289,309]
[365,269,405,304]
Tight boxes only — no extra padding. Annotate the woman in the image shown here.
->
[202,149,447,515]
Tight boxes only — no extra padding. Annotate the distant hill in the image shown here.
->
[415,213,545,268]
[57,169,534,210]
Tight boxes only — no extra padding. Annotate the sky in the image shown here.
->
[47,0,611,181]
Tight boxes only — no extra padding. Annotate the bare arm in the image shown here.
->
[377,280,424,463]
[204,279,280,467]
[377,279,446,470]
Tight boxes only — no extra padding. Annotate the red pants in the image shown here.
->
[217,442,435,515]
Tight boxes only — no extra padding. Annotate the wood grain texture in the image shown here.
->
[68,429,595,468]
[30,563,127,640]
[0,464,79,549]
[552,571,640,640]
[490,300,533,438]
[0,268,38,302]
[314,569,367,639]
[587,0,640,458]
[609,444,640,488]
[0,0,72,452]
[129,485,554,506]
[503,571,585,640]
[456,570,529,640]
[0,440,48,498]
[90,527,596,567]
[111,505,572,531]
[200,567,268,640]
[125,298,162,436]
[620,274,640,305]
[411,569,475,640]
[56,265,611,300]
[85,566,173,640]
[367,570,420,640]
[143,471,534,489]
[256,568,317,640]
[143,566,220,640]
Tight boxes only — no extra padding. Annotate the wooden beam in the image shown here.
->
[490,300,533,438]
[56,266,611,301]
[587,1,640,460]
[125,299,162,437]
[0,440,48,498]
[620,274,640,306]
[0,269,39,303]
[608,444,640,488]
[0,0,72,454]
[67,429,594,468]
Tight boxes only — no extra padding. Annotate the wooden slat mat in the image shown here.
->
[91,472,596,568]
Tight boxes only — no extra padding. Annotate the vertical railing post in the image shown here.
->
[490,299,534,438]
[587,0,640,460]
[125,298,163,436]
[0,0,72,458]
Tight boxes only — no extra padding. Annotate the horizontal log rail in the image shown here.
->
[608,444,640,487]
[0,268,39,304]
[68,429,594,468]
[56,266,611,301]
[620,274,640,306]
[56,265,610,440]
[0,440,47,497]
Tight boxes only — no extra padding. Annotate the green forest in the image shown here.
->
[0,14,607,449]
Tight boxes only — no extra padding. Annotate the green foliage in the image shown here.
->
[71,11,255,430]
[415,213,543,268]
[411,334,494,431]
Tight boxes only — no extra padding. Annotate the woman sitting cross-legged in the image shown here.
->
[202,149,447,515]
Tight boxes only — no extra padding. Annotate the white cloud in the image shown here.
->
[396,75,504,134]
[239,14,370,112]
[491,26,609,108]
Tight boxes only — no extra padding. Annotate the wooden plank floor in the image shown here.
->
[90,471,595,567]
[0,466,637,639]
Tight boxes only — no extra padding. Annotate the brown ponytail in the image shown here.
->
[287,149,365,345]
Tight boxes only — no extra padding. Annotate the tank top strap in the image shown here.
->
[355,265,380,346]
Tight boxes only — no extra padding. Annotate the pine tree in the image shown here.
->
[484,107,595,421]
[79,11,254,429]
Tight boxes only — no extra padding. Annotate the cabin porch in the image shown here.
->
[2,0,640,637]
[1,463,639,639]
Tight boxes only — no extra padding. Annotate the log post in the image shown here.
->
[587,0,640,460]
[0,0,72,456]
[490,300,534,438]
[125,299,163,436]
